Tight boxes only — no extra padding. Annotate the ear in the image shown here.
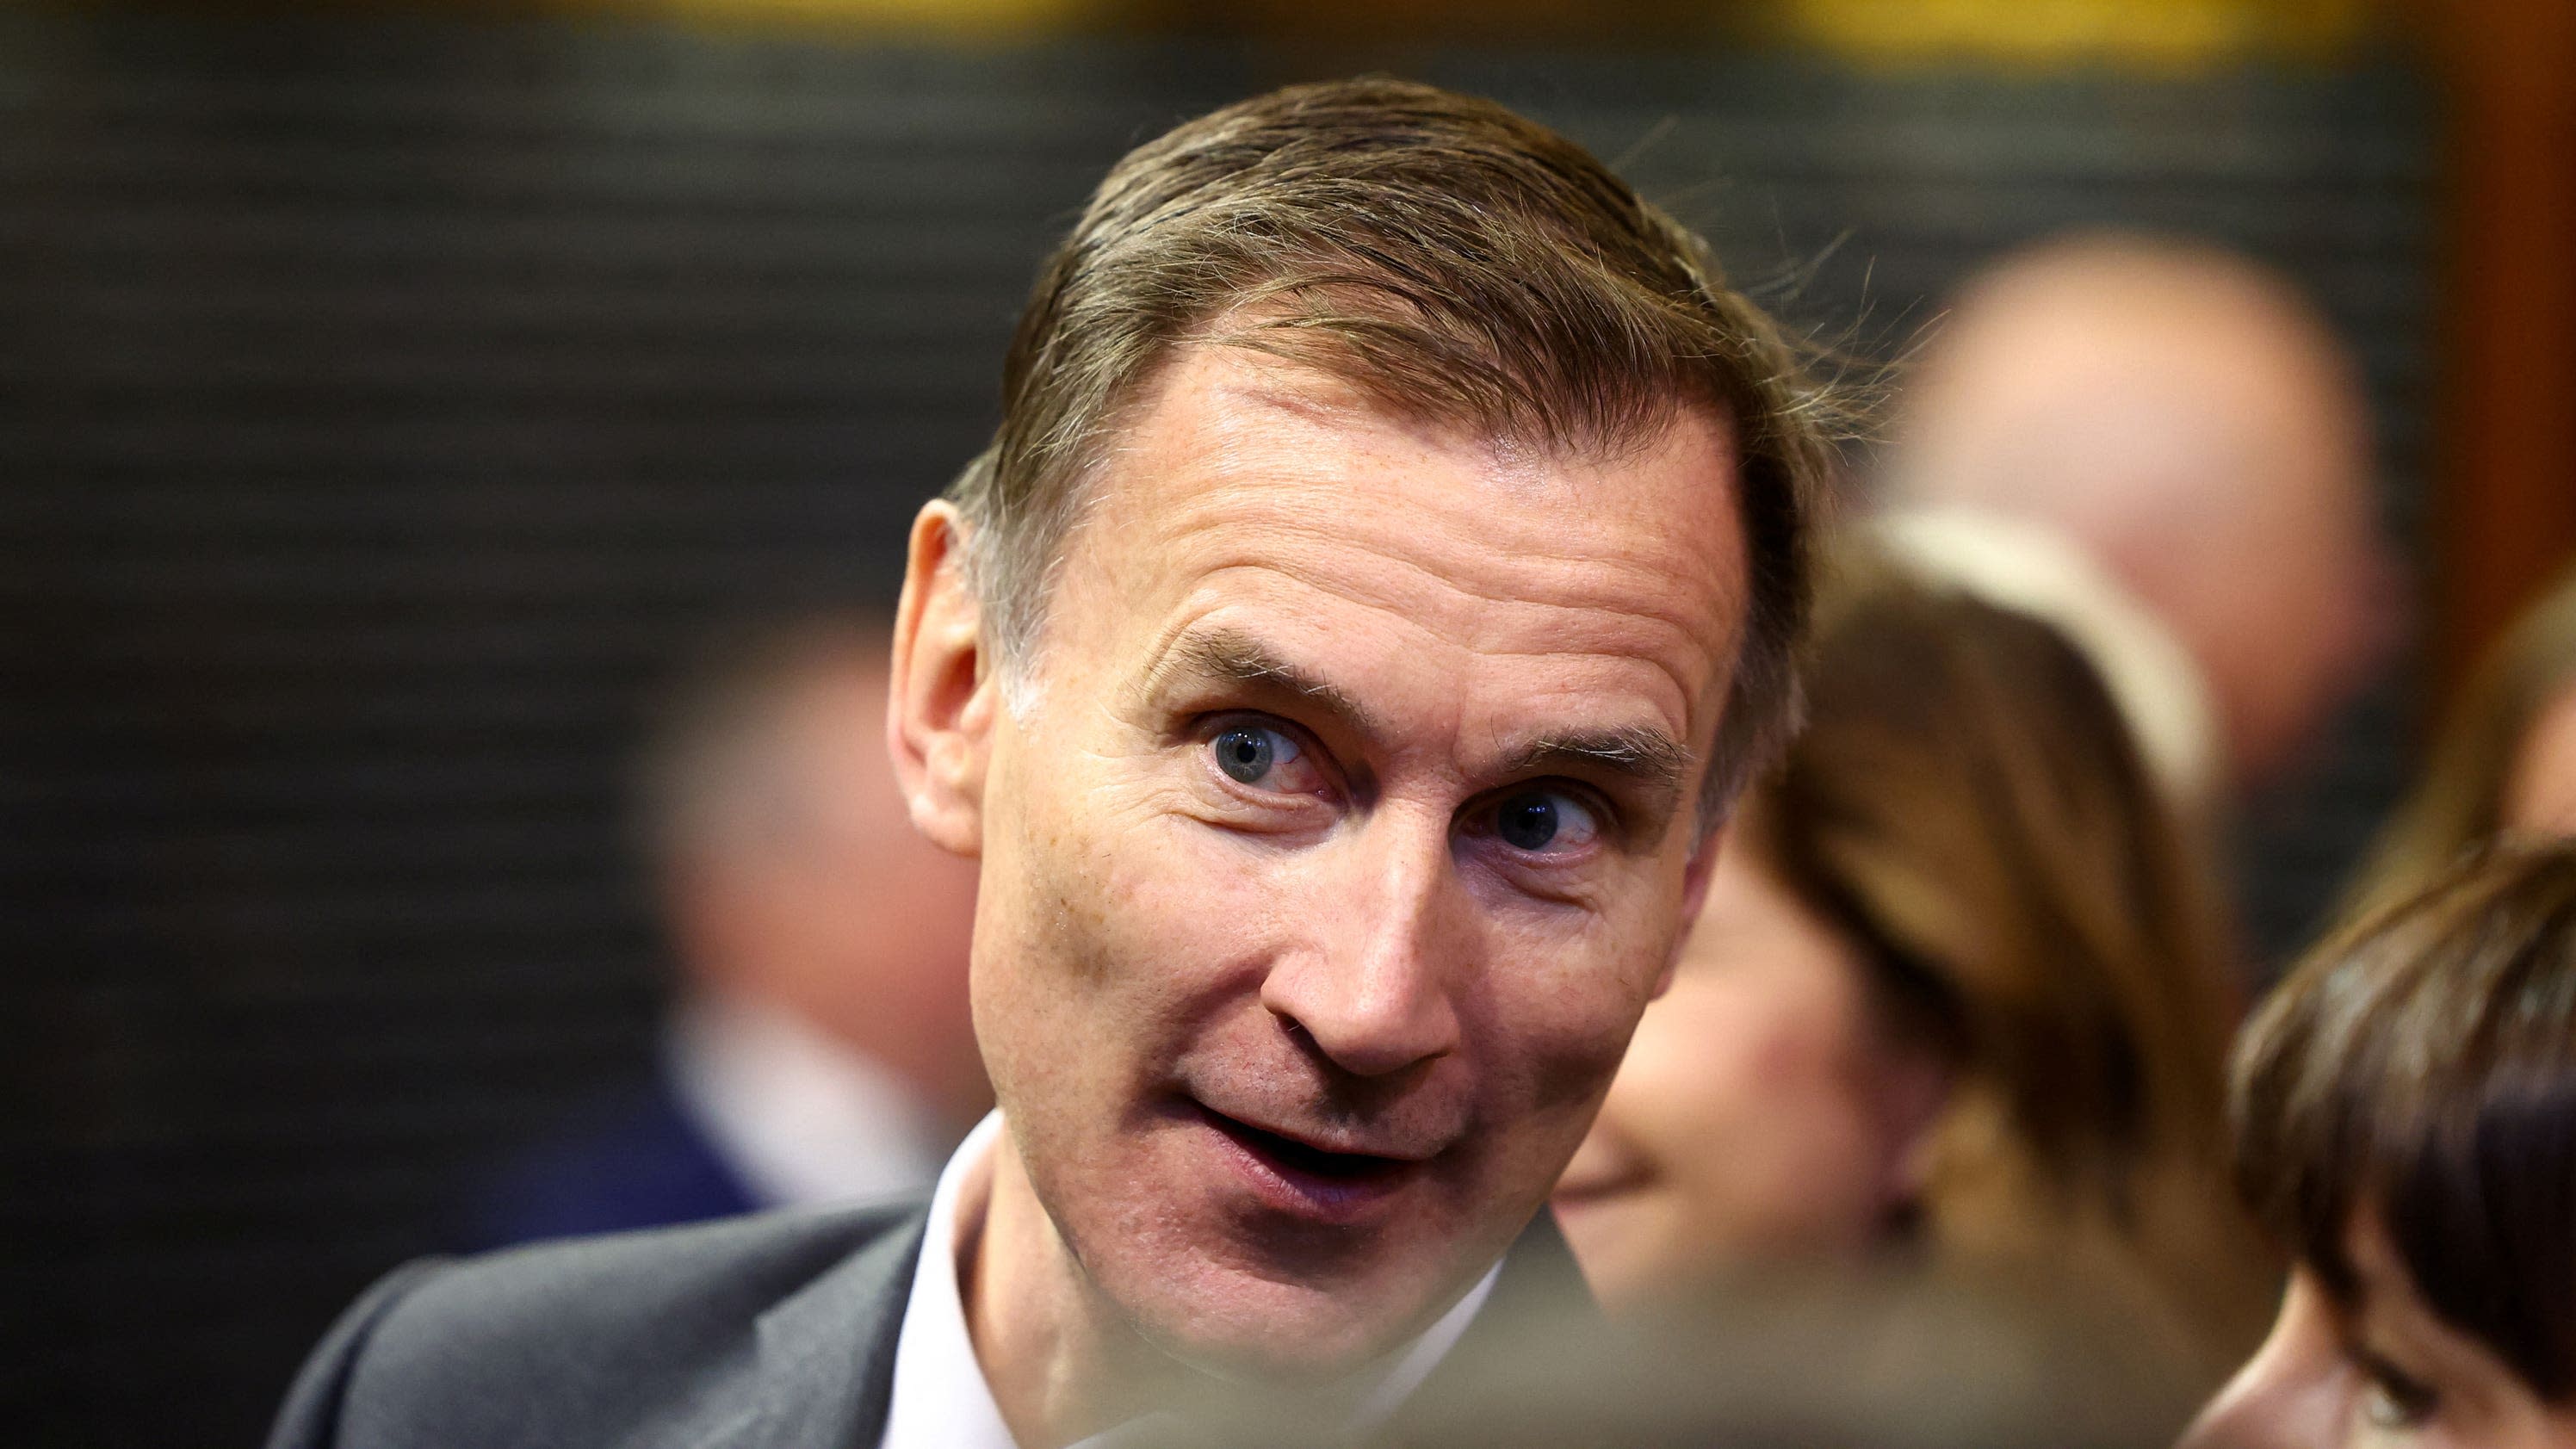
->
[1652,820,1729,1000]
[888,499,995,858]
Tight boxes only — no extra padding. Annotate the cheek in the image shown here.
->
[1495,859,1700,1072]
[1607,982,1784,1161]
[971,752,1279,1098]
[1619,972,1892,1203]
[1469,922,1671,1140]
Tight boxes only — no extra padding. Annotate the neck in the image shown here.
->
[963,1133,1197,1449]
[960,1124,1416,1449]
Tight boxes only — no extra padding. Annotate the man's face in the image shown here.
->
[969,345,1749,1378]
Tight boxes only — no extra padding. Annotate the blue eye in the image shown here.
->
[1213,725,1300,785]
[1493,789,1600,853]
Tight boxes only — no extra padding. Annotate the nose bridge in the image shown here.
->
[1263,804,1463,1077]
[2178,1284,2346,1449]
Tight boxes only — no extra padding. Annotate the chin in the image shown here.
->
[1117,1253,1447,1387]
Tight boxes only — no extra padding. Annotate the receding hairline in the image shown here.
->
[1043,324,1743,563]
[1062,305,1750,519]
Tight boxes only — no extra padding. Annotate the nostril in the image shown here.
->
[1257,950,1461,1078]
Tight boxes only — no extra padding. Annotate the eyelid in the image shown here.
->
[1199,713,1339,799]
[2352,1347,2440,1429]
[1470,782,1611,855]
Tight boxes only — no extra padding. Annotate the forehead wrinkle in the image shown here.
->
[1124,617,1388,738]
[1156,408,1740,605]
[1173,548,1724,742]
[1126,463,1740,680]
[1195,351,1717,500]
[1164,478,1735,613]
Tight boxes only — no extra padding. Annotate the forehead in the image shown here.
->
[1057,345,1748,731]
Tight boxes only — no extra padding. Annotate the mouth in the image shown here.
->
[1188,1100,1427,1223]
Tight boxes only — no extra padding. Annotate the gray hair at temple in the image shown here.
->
[944,76,1841,833]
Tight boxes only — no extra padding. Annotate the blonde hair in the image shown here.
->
[1750,548,2274,1368]
[2348,561,2576,917]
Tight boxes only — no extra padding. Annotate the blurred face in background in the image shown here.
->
[1552,839,1950,1312]
[2181,1211,2576,1449]
[954,346,1751,1376]
[2504,682,2576,838]
[666,651,986,1117]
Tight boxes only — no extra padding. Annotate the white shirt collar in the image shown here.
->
[665,993,946,1210]
[876,1112,1501,1449]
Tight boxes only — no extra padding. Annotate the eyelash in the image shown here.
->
[1189,715,1617,855]
[1198,715,1335,800]
[2356,1354,2440,1432]
[1462,786,1611,856]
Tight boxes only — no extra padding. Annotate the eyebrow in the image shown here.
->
[1133,628,1384,738]
[1496,728,1694,802]
[1136,627,1697,833]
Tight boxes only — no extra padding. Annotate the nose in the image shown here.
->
[2177,1275,2350,1449]
[1258,810,1464,1079]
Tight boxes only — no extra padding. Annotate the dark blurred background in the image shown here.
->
[6,0,2573,1441]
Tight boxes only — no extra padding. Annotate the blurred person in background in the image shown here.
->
[1883,230,2396,812]
[2344,560,2576,918]
[2181,844,2576,1448]
[464,614,984,1246]
[1554,545,2276,1386]
[1371,1265,2208,1449]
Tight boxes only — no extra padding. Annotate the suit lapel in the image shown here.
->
[741,1204,931,1449]
[717,1203,1591,1449]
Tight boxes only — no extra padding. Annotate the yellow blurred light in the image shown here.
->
[557,0,1097,37]
[1746,0,2375,69]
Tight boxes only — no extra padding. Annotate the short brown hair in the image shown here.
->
[2233,843,2576,1398]
[946,77,1836,827]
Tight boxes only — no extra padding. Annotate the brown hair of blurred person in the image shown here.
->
[939,76,1836,822]
[1887,230,2392,791]
[2182,845,2576,1447]
[1557,549,2275,1377]
[2348,561,2576,918]
[641,615,986,1127]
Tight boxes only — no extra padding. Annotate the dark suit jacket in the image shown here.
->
[457,1069,761,1251]
[269,1200,1596,1448]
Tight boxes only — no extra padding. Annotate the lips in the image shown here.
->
[1189,1100,1428,1222]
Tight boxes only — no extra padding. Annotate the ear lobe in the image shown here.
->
[1653,822,1728,1000]
[888,499,994,858]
